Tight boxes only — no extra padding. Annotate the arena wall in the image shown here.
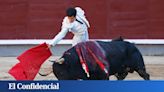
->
[0,0,164,39]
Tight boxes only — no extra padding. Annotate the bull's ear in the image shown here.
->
[55,58,65,64]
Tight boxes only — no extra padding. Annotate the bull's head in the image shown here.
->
[52,58,71,80]
[55,58,65,64]
[52,49,87,80]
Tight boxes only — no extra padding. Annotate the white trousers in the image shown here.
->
[72,31,89,46]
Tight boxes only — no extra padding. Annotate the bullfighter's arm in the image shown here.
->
[50,28,68,46]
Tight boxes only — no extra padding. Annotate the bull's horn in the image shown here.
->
[56,58,65,64]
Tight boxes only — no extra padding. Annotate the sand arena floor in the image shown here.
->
[0,56,164,80]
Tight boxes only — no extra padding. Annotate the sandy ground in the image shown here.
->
[0,56,164,80]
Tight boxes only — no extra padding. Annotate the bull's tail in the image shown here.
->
[126,43,150,80]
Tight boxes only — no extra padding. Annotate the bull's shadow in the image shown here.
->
[41,38,150,80]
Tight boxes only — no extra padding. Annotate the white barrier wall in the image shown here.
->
[0,39,164,56]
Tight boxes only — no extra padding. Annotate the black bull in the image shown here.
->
[52,40,150,80]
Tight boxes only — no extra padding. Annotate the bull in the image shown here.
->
[41,39,150,80]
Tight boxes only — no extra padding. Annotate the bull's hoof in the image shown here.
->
[144,73,150,80]
[137,69,150,80]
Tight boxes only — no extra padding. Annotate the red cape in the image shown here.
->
[9,43,52,80]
